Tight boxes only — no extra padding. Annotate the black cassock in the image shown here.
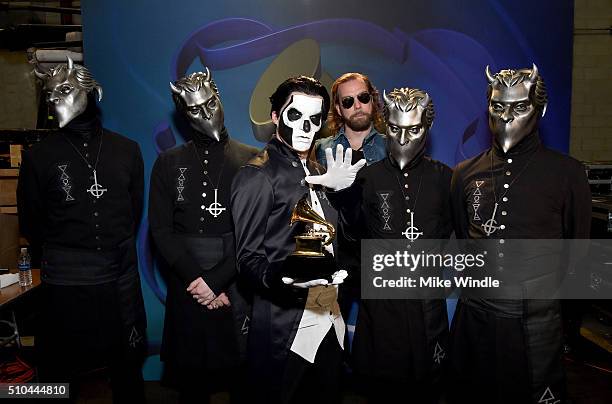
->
[148,134,257,391]
[450,132,591,404]
[231,138,340,403]
[328,156,452,402]
[17,110,146,401]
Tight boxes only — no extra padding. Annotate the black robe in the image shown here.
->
[449,132,591,404]
[230,137,340,403]
[328,155,452,402]
[17,110,146,401]
[148,135,258,379]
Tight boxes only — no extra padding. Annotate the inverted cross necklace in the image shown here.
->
[482,149,537,236]
[192,141,228,218]
[393,163,424,242]
[62,129,106,199]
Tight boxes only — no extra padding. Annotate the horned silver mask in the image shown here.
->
[383,88,434,170]
[34,57,102,128]
[278,93,323,152]
[486,63,548,153]
[171,68,224,142]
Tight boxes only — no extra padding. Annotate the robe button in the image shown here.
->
[403,173,408,177]
[502,197,508,202]
[507,158,513,163]
[404,184,409,189]
[503,184,509,189]
[200,217,205,222]
[500,224,506,230]
[501,211,507,216]
[201,205,205,210]
[292,161,299,168]
[505,171,511,176]
[202,193,207,198]
[199,229,204,234]
[300,179,305,186]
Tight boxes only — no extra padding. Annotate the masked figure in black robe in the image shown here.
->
[18,57,146,402]
[148,69,258,403]
[449,64,591,404]
[309,87,452,403]
[232,76,366,404]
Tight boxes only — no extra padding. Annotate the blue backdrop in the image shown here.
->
[81,0,574,380]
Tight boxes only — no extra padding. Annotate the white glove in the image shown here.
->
[282,270,348,288]
[305,144,366,191]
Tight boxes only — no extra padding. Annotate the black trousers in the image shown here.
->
[36,283,145,403]
[280,329,343,404]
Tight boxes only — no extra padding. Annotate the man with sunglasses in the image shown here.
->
[314,72,386,168]
[313,73,387,321]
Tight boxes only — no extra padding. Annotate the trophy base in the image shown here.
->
[291,235,326,258]
[282,254,336,283]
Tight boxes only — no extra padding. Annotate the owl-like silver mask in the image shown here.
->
[486,64,548,153]
[34,57,102,128]
[383,88,434,170]
[171,68,224,142]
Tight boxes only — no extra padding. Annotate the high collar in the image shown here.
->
[63,100,101,141]
[386,145,426,172]
[192,126,229,149]
[268,136,302,161]
[492,130,541,159]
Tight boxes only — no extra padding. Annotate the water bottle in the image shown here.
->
[18,248,32,287]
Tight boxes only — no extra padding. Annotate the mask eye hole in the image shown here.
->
[60,84,72,94]
[287,108,302,122]
[188,106,200,115]
[206,98,217,110]
[310,113,322,126]
[388,125,399,134]
[409,126,422,135]
[492,103,504,112]
[514,102,528,113]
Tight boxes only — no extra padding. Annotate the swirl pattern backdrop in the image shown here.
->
[80,0,574,379]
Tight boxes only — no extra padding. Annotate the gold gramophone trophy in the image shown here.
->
[290,194,336,257]
[284,194,337,281]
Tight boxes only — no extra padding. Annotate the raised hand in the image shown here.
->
[305,144,366,191]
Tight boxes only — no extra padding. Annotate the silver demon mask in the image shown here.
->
[277,93,324,152]
[34,57,102,128]
[171,68,224,142]
[383,88,434,170]
[486,64,548,153]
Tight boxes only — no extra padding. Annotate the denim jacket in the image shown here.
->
[314,127,386,168]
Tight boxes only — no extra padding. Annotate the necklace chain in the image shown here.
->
[62,128,103,171]
[192,141,228,189]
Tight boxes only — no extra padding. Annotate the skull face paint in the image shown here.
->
[278,93,324,152]
[35,57,102,128]
[383,88,434,170]
[486,64,547,153]
[171,69,225,142]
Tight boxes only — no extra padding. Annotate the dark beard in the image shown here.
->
[345,112,372,131]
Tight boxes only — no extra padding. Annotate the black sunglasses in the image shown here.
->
[340,91,371,109]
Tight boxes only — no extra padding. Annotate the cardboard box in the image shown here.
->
[0,213,20,270]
